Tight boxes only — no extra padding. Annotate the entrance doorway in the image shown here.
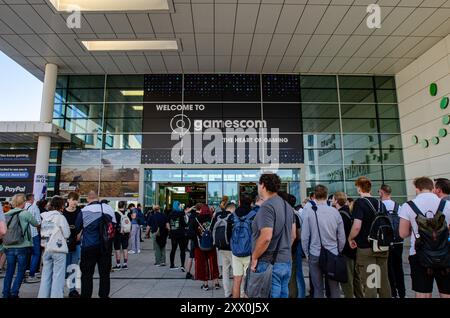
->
[157,183,207,212]
[238,182,289,202]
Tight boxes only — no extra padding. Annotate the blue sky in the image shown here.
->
[0,51,42,121]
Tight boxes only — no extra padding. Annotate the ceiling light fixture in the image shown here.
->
[121,91,144,97]
[81,40,178,52]
[48,0,170,11]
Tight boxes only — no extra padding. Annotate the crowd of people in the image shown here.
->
[0,173,449,299]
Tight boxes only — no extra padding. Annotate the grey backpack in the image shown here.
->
[3,211,25,245]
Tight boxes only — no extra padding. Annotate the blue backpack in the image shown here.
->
[197,219,214,251]
[231,210,257,257]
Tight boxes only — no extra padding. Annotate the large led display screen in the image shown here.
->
[142,74,303,165]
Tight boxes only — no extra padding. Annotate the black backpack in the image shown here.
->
[98,204,115,253]
[364,198,394,252]
[184,213,197,240]
[406,200,450,269]
[387,202,403,244]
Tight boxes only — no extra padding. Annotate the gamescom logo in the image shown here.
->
[169,114,268,135]
[169,113,281,171]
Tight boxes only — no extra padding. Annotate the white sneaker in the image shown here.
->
[137,250,141,254]
[128,250,135,254]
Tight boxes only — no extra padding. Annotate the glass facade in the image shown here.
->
[52,74,406,203]
[143,169,301,207]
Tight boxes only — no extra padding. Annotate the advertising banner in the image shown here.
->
[0,150,37,198]
[33,174,48,201]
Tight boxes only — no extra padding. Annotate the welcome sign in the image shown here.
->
[141,74,303,165]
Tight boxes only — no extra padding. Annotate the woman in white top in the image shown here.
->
[38,196,70,298]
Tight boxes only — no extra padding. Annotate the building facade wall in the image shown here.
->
[396,35,450,199]
[51,74,406,204]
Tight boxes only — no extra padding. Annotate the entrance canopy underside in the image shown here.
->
[0,1,450,79]
[0,121,72,143]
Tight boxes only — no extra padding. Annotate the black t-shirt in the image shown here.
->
[339,205,356,259]
[169,210,186,239]
[63,207,82,249]
[353,197,387,249]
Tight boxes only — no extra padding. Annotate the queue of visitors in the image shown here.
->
[0,174,449,298]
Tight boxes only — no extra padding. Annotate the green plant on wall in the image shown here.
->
[412,83,449,147]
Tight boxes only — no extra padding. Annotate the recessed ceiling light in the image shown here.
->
[49,0,170,11]
[121,91,144,97]
[81,40,178,52]
[132,105,144,111]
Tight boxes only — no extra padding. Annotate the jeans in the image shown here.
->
[38,251,67,298]
[388,244,405,298]
[29,235,41,277]
[256,261,292,298]
[80,247,110,298]
[289,243,306,298]
[129,224,140,253]
[2,248,30,298]
[308,254,341,298]
[66,245,81,292]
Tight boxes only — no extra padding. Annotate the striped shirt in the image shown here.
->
[25,202,41,238]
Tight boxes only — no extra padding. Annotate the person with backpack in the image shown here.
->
[75,191,116,298]
[38,196,70,298]
[399,177,450,298]
[113,201,131,271]
[2,193,40,298]
[379,184,405,299]
[63,191,82,298]
[184,204,200,279]
[230,195,256,298]
[24,193,42,284]
[301,186,346,298]
[146,205,169,266]
[168,200,189,271]
[250,173,296,298]
[195,204,220,291]
[211,202,236,297]
[333,192,363,298]
[348,177,393,298]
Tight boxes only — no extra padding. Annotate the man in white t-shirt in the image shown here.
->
[379,184,405,298]
[399,177,450,298]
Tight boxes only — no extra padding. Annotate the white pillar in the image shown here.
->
[34,64,58,200]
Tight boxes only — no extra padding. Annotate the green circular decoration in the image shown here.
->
[443,115,450,125]
[439,128,447,138]
[430,83,438,96]
[411,135,419,144]
[420,139,429,148]
[441,97,449,109]
[431,136,440,145]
